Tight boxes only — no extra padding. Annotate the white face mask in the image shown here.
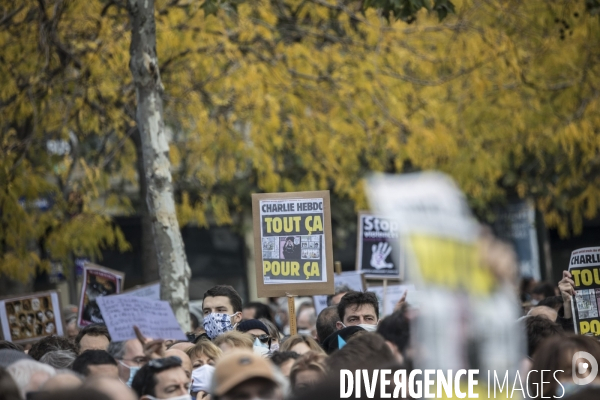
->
[146,395,192,400]
[357,323,378,332]
[340,322,378,332]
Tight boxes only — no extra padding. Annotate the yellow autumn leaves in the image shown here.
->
[1,0,599,280]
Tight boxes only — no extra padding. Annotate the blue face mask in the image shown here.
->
[119,361,140,387]
[203,312,239,340]
[254,337,269,349]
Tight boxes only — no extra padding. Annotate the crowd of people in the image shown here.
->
[1,270,600,400]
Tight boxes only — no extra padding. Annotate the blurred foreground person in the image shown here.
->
[269,351,299,377]
[28,388,110,400]
[75,324,111,354]
[326,332,395,372]
[279,335,323,355]
[83,376,138,400]
[289,351,327,393]
[41,370,83,391]
[6,359,55,398]
[39,350,76,369]
[212,351,283,400]
[72,350,119,379]
[530,334,600,398]
[185,340,222,370]
[0,367,21,400]
[0,349,32,368]
[132,356,190,400]
[213,331,253,354]
[107,339,149,387]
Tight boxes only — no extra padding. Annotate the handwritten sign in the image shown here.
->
[96,295,186,341]
[124,282,160,300]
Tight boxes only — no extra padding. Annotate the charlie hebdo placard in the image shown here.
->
[568,247,600,336]
[357,212,401,278]
[252,191,334,298]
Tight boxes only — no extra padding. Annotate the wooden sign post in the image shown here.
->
[287,295,297,335]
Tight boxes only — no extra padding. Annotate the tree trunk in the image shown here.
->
[128,0,191,330]
[132,128,160,284]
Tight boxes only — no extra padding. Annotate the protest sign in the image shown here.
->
[368,284,415,317]
[356,212,402,278]
[78,263,124,327]
[367,172,522,375]
[568,247,600,336]
[123,282,160,300]
[96,295,186,341]
[252,191,334,298]
[493,200,541,280]
[0,291,64,344]
[313,271,366,315]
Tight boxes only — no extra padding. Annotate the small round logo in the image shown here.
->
[572,351,598,385]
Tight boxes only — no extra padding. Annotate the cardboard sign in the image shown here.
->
[366,173,493,295]
[366,173,522,374]
[0,291,64,344]
[78,263,124,327]
[356,212,401,278]
[313,271,366,315]
[252,191,334,297]
[124,282,160,300]
[493,200,541,280]
[569,247,600,336]
[96,295,186,341]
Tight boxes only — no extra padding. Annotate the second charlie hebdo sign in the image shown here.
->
[252,191,334,297]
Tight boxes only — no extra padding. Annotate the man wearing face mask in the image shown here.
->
[202,285,243,340]
[132,356,191,400]
[107,338,149,387]
[236,319,272,355]
[335,291,379,332]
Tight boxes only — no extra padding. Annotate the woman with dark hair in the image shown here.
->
[529,334,600,398]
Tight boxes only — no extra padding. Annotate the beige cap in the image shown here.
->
[212,350,276,396]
